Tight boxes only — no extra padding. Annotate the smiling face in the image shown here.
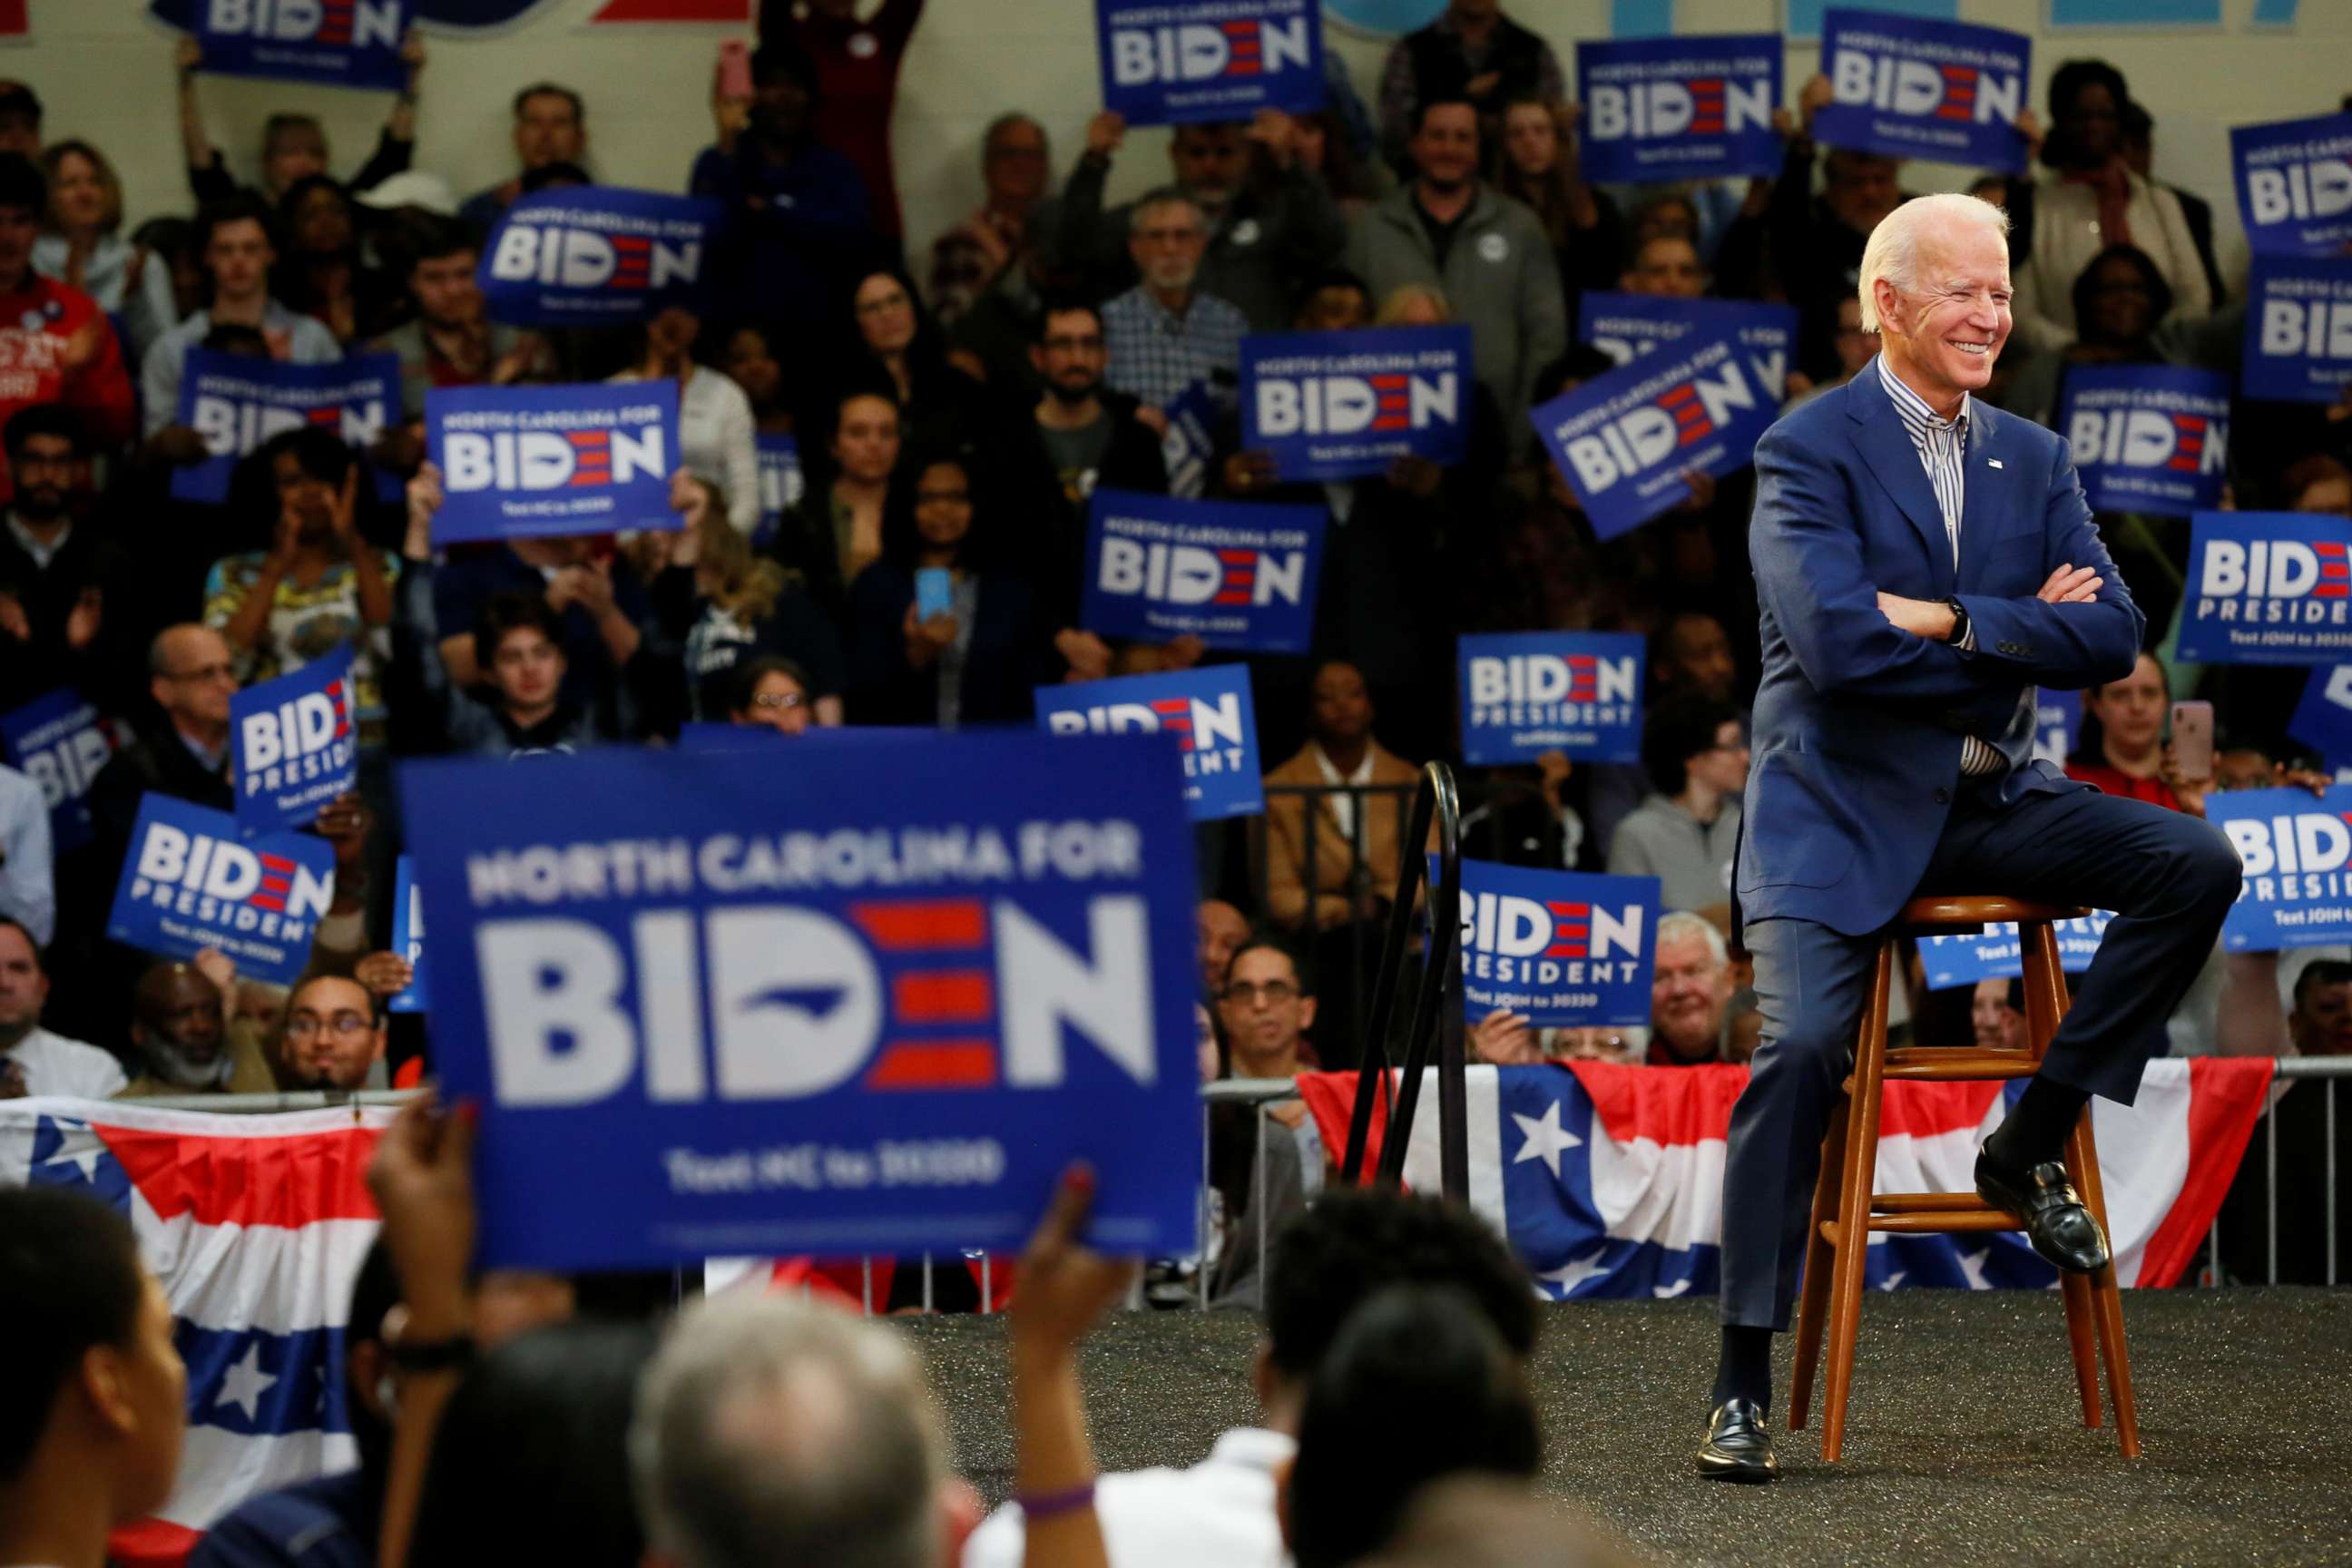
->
[1409,103,1480,192]
[1875,212,2012,407]
[2086,652,2166,761]
[1650,932,1731,1062]
[49,149,109,233]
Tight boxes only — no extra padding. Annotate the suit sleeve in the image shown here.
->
[1748,427,1990,702]
[1953,436,2144,691]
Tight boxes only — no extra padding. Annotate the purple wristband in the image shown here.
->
[1017,1481,1097,1522]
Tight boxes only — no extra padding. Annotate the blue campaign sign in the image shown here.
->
[1095,0,1323,126]
[1160,382,1217,499]
[2058,363,2230,518]
[1081,489,1324,654]
[194,0,407,92]
[1035,665,1262,822]
[1459,632,1644,765]
[2289,666,2352,768]
[1240,325,1472,481]
[387,856,427,1014]
[2242,253,2352,404]
[1578,291,1796,398]
[1813,9,2031,173]
[2033,686,2082,767]
[170,350,401,505]
[1918,910,2112,989]
[230,644,358,838]
[0,690,117,857]
[1448,858,1659,1027]
[2232,113,2352,259]
[1574,34,1783,184]
[479,187,721,327]
[426,381,681,543]
[397,735,1202,1270]
[753,432,803,550]
[106,795,336,985]
[2178,512,2352,666]
[2210,786,2352,952]
[1529,328,1777,542]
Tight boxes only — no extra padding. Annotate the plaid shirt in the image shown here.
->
[1101,286,1248,412]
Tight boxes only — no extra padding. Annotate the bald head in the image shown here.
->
[148,624,239,740]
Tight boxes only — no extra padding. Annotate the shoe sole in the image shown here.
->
[1696,1452,1779,1484]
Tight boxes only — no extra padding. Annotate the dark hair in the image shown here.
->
[2042,59,2132,170]
[751,41,819,93]
[278,172,352,230]
[0,1186,147,1482]
[131,214,197,266]
[2119,98,2153,148]
[291,969,387,1030]
[1287,1286,1543,1568]
[408,217,479,271]
[1535,343,1622,402]
[4,402,85,463]
[473,593,568,677]
[880,451,985,573]
[258,426,358,491]
[1222,932,1307,998]
[1410,94,1480,140]
[1289,264,1371,319]
[196,192,281,259]
[720,654,810,719]
[407,1321,656,1568]
[0,151,44,218]
[514,82,584,122]
[1033,295,1103,344]
[201,322,272,358]
[1263,1187,1536,1378]
[2069,243,2173,345]
[2293,960,2352,1014]
[0,913,44,974]
[1641,693,1740,797]
[521,162,592,195]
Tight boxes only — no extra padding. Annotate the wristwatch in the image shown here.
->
[1943,595,1971,647]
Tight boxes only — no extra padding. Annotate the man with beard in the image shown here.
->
[117,952,273,1098]
[367,219,549,434]
[1101,190,1250,415]
[273,973,386,1092]
[0,407,132,711]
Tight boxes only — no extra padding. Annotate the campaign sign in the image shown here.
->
[397,735,1202,1270]
[2178,512,2352,666]
[1575,34,1782,184]
[2232,113,2352,260]
[230,644,358,837]
[0,690,116,856]
[2289,666,2352,769]
[1918,910,2112,989]
[2033,686,2081,768]
[426,381,681,543]
[1578,292,1797,399]
[479,187,721,327]
[1529,328,1777,541]
[753,432,803,550]
[1095,0,1323,126]
[2058,364,2230,518]
[2242,253,2352,404]
[195,0,407,92]
[1081,489,1324,654]
[1813,9,2030,173]
[1458,632,1644,765]
[2210,786,2352,952]
[1034,665,1261,822]
[387,856,427,1013]
[1159,382,1217,500]
[1240,326,1471,481]
[1448,859,1658,1027]
[106,795,335,985]
[170,350,401,505]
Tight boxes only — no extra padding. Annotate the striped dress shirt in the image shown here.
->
[1874,355,2004,775]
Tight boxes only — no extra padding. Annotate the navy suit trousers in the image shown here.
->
[1718,779,2242,1331]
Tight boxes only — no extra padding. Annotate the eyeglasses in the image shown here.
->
[750,691,804,710]
[1136,226,1202,245]
[286,1011,372,1040]
[164,661,239,684]
[1223,980,1298,1004]
[856,291,912,316]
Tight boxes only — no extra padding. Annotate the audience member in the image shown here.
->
[1608,694,1747,915]
[1972,976,2027,1053]
[0,80,38,157]
[34,141,179,363]
[0,406,134,714]
[458,83,589,237]
[664,475,844,724]
[369,219,546,431]
[2066,651,2198,814]
[274,174,400,348]
[118,952,272,1097]
[1647,910,1736,1066]
[0,916,122,1098]
[777,0,926,240]
[2117,97,2224,309]
[1494,96,1622,320]
[87,623,239,856]
[715,321,798,438]
[927,113,1050,328]
[1622,232,1707,299]
[770,387,900,629]
[0,153,134,487]
[1996,243,2179,426]
[273,972,386,1092]
[1376,0,1564,171]
[142,194,340,439]
[715,654,816,735]
[611,305,758,534]
[2216,959,2352,1285]
[844,268,992,466]
[1100,189,1250,413]
[0,762,47,946]
[176,33,423,205]
[1198,897,1250,1001]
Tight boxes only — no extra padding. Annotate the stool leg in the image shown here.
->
[1788,1096,1849,1432]
[2057,1268,2102,1427]
[2068,1115,2142,1457]
[1821,941,1893,1464]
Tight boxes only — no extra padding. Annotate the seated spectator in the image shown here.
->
[662,475,845,724]
[1199,897,1250,1003]
[1648,909,1736,1066]
[844,454,1054,728]
[715,654,815,735]
[2217,959,2352,1285]
[0,1186,186,1566]
[1608,693,1747,916]
[34,140,180,363]
[1996,243,2177,426]
[1375,0,1563,171]
[0,153,134,487]
[1972,976,2026,1053]
[368,218,548,438]
[770,387,899,630]
[274,972,385,1092]
[926,112,1049,328]
[1220,933,1318,1083]
[84,624,238,894]
[275,174,402,348]
[0,762,46,946]
[1101,189,1250,412]
[843,268,991,466]
[1208,935,1326,1308]
[142,193,341,440]
[2065,651,2198,814]
[203,428,398,749]
[0,916,122,1098]
[1468,1006,1547,1065]
[1494,95,1622,322]
[459,83,589,238]
[118,952,272,1096]
[0,406,136,715]
[606,305,757,534]
[175,33,422,205]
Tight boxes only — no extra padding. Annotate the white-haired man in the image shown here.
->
[1698,191,2240,1482]
[1647,912,1735,1067]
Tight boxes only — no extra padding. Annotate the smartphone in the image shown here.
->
[915,567,955,622]
[2171,700,2214,781]
[717,38,753,101]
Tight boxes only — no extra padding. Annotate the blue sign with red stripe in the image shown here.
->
[1812,9,2032,173]
[1240,325,1473,481]
[231,643,358,837]
[1034,664,1263,821]
[0,689,117,856]
[425,380,681,542]
[1082,489,1325,653]
[170,350,401,505]
[2058,363,2231,518]
[193,0,409,91]
[107,795,337,985]
[2178,512,2352,665]
[398,735,1202,1270]
[1095,0,1324,126]
[478,186,720,327]
[1574,34,1783,184]
[1446,859,1660,1027]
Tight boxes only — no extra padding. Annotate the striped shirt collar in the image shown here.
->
[1874,352,1970,440]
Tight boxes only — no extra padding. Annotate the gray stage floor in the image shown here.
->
[900,1287,2352,1566]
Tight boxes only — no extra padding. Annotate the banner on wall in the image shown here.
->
[1095,0,1324,125]
[1529,328,1776,541]
[1034,665,1262,821]
[1081,489,1324,653]
[2210,786,2352,951]
[2177,512,2352,666]
[2241,253,2352,403]
[1458,632,1645,765]
[0,690,116,856]
[194,0,408,91]
[171,350,401,505]
[2232,112,2352,259]
[107,795,336,985]
[425,381,681,543]
[397,737,1202,1270]
[479,187,720,327]
[1811,9,2030,173]
[1579,292,1796,399]
[2057,364,2230,518]
[1917,909,2112,989]
[230,645,358,838]
[1448,859,1660,1027]
[1240,325,1472,481]
[1574,34,1784,184]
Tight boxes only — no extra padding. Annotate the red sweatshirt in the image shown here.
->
[0,271,135,500]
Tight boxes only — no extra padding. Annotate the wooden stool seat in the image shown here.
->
[1787,895,2141,1462]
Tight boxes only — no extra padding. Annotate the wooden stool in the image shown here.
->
[1786,895,2141,1461]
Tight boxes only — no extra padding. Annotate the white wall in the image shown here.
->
[22,1,2352,270]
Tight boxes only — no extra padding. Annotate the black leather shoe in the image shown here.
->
[1975,1152,2110,1273]
[1696,1398,1779,1483]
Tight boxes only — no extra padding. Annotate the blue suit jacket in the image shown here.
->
[1735,366,2144,936]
